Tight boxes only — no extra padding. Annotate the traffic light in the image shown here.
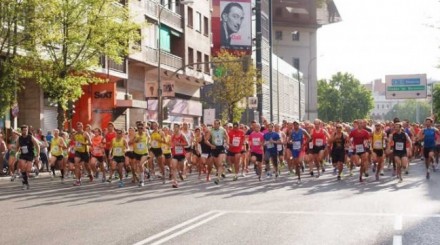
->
[241,55,252,73]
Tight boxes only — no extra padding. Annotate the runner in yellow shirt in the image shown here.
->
[109,129,128,187]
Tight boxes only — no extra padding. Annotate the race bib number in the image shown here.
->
[277,144,283,151]
[395,142,404,151]
[267,142,274,149]
[293,141,301,150]
[151,140,159,148]
[348,147,353,153]
[232,137,241,147]
[21,146,29,154]
[136,142,146,150]
[175,146,184,154]
[75,141,82,148]
[215,138,223,146]
[252,138,260,146]
[309,142,314,149]
[315,139,324,147]
[355,144,364,153]
[51,146,59,153]
[93,148,101,155]
[373,140,382,149]
[114,147,123,155]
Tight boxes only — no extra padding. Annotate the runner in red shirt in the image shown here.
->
[227,122,245,181]
[170,123,189,188]
[349,120,371,182]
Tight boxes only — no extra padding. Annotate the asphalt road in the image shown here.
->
[1,159,439,245]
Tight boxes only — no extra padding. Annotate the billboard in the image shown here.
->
[213,0,252,53]
[385,74,427,99]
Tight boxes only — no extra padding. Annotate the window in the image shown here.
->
[275,30,282,40]
[187,7,193,28]
[292,58,300,70]
[195,12,202,33]
[204,54,209,73]
[188,47,194,67]
[203,16,209,36]
[197,51,202,71]
[133,29,141,50]
[382,104,384,109]
[292,31,300,41]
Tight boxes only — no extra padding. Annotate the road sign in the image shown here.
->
[385,74,427,99]
[203,109,215,125]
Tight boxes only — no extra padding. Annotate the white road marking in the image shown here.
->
[394,215,403,230]
[150,211,226,245]
[133,210,219,245]
[393,235,402,245]
[220,209,440,218]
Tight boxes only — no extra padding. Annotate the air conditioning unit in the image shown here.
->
[124,94,133,100]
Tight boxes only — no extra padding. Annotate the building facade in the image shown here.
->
[15,0,213,132]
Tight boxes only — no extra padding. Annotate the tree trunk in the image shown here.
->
[57,102,66,131]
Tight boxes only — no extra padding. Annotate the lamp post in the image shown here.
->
[157,0,193,127]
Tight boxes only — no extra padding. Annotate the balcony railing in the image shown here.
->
[100,55,127,73]
[145,46,183,70]
[142,1,183,31]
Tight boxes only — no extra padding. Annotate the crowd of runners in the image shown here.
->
[0,116,439,190]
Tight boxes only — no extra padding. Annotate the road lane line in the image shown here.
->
[133,210,219,245]
[393,235,402,245]
[220,210,440,218]
[150,211,226,245]
[394,215,402,230]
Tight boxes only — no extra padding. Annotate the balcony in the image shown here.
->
[145,46,183,71]
[142,1,183,33]
[95,55,128,79]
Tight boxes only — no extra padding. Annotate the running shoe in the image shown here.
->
[101,177,106,183]
[405,170,409,175]
[426,172,430,180]
[89,175,94,182]
[337,175,341,181]
[221,173,226,179]
[138,181,144,187]
[172,183,178,188]
[297,179,301,184]
[233,175,238,181]
[310,171,314,177]
[107,178,112,183]
[73,180,81,186]
[118,181,124,188]
[365,173,369,177]
[10,175,16,182]
[178,171,184,181]
[214,179,219,185]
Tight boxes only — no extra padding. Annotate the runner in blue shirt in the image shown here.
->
[264,123,281,179]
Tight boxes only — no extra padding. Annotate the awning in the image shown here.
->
[116,99,148,109]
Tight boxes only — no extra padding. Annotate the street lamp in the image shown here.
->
[157,0,193,127]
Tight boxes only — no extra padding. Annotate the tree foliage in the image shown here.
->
[431,83,440,121]
[211,50,260,122]
[318,72,373,122]
[384,100,430,123]
[27,0,139,129]
[0,0,33,116]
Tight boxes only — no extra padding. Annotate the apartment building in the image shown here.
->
[14,0,213,132]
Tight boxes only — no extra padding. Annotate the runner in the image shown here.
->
[7,129,19,181]
[170,123,189,188]
[108,129,128,187]
[206,119,229,185]
[310,119,330,178]
[72,122,91,186]
[371,123,386,181]
[181,122,194,177]
[90,128,106,182]
[263,123,282,179]
[227,122,245,181]
[130,122,150,187]
[274,124,286,175]
[387,123,412,182]
[16,125,40,190]
[417,117,439,180]
[161,126,172,180]
[48,129,67,181]
[289,120,310,183]
[328,123,348,181]
[148,121,166,182]
[349,119,371,182]
[104,122,117,171]
[200,124,213,182]
[248,123,264,181]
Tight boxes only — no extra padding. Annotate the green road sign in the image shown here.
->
[387,85,425,91]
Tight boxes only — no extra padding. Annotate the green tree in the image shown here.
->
[0,0,33,117]
[432,83,440,120]
[27,0,139,129]
[211,50,260,122]
[318,72,374,122]
[384,100,430,123]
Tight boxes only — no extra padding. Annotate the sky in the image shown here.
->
[317,0,440,83]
